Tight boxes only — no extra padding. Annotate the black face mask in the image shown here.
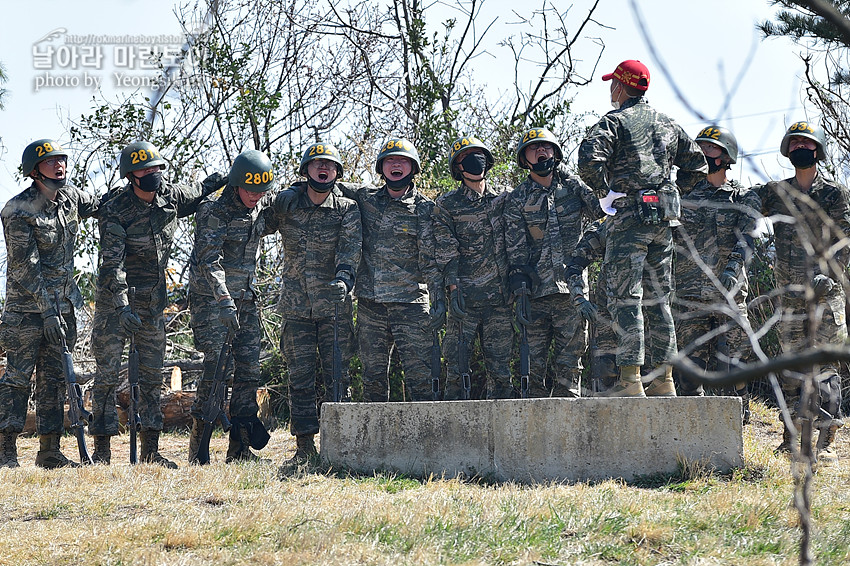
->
[136,171,162,193]
[460,152,488,177]
[386,173,414,190]
[39,175,67,191]
[789,148,818,169]
[307,177,335,193]
[530,156,555,177]
[706,155,725,174]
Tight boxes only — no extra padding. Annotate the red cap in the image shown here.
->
[602,60,650,91]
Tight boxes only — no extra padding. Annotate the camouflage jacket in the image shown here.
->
[432,182,512,306]
[270,182,361,319]
[578,97,707,211]
[97,179,217,314]
[756,172,850,289]
[1,183,99,314]
[503,165,603,299]
[341,183,438,304]
[188,187,278,301]
[675,179,762,303]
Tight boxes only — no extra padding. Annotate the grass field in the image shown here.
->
[1,399,849,566]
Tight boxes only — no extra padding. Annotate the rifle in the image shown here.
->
[196,290,245,465]
[458,319,471,400]
[431,328,442,401]
[518,282,530,399]
[53,290,94,465]
[127,287,141,464]
[332,303,342,402]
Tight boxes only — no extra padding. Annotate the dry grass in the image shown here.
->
[2,400,850,566]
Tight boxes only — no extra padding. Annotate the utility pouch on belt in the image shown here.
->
[636,189,660,225]
[657,185,681,222]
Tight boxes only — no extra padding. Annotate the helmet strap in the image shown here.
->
[385,172,414,191]
[307,176,336,193]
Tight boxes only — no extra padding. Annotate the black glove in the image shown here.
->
[573,295,598,322]
[42,309,66,345]
[509,271,533,295]
[219,297,240,332]
[428,299,447,332]
[719,269,738,291]
[203,172,229,194]
[449,288,467,320]
[275,187,300,213]
[328,278,348,303]
[812,274,836,299]
[118,305,142,334]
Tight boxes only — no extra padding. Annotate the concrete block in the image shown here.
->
[319,397,743,483]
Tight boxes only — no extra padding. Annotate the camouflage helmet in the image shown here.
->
[449,135,494,181]
[230,150,275,192]
[22,139,68,177]
[516,128,563,169]
[299,142,343,177]
[695,126,738,164]
[780,121,827,160]
[119,141,166,178]
[375,138,421,176]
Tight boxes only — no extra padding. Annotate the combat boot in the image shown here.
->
[602,365,645,397]
[35,433,81,469]
[188,418,203,464]
[277,434,319,478]
[816,424,840,466]
[644,366,677,397]
[226,423,269,463]
[139,430,178,469]
[91,435,111,465]
[775,421,797,454]
[550,372,581,398]
[0,432,20,468]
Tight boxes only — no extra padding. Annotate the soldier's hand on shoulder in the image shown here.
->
[812,274,836,299]
[275,185,302,213]
[204,172,229,193]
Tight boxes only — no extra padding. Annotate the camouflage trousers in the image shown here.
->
[444,302,514,400]
[358,298,433,402]
[0,309,77,434]
[604,215,676,368]
[90,299,166,435]
[189,293,261,421]
[588,265,618,389]
[522,293,588,397]
[778,294,846,426]
[674,300,749,396]
[280,308,355,437]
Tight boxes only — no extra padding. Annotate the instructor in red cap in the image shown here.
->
[577,60,708,397]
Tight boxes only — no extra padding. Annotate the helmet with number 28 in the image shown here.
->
[119,141,167,178]
[449,136,494,181]
[516,128,563,169]
[299,142,344,177]
[375,138,421,175]
[22,139,68,177]
[230,150,275,193]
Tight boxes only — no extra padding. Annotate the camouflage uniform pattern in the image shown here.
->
[503,165,603,395]
[674,179,761,394]
[342,183,440,401]
[578,96,708,368]
[432,183,513,399]
[271,184,360,435]
[0,183,98,434]
[90,179,216,435]
[565,219,618,388]
[756,174,850,423]
[188,188,278,421]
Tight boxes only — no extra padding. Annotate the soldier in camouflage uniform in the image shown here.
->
[89,141,226,467]
[269,142,360,467]
[432,136,513,399]
[187,150,278,464]
[578,59,707,397]
[565,218,619,392]
[0,139,99,469]
[755,121,849,464]
[342,139,441,402]
[673,126,760,422]
[504,128,603,397]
